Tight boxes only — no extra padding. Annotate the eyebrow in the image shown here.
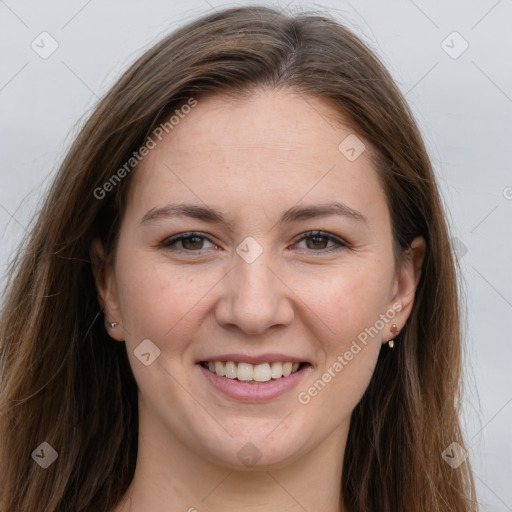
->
[139,201,367,226]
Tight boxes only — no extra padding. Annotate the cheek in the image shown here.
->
[114,247,206,348]
[290,256,392,409]
[292,259,394,343]
[295,269,385,418]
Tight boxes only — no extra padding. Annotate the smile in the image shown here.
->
[200,360,304,383]
[197,360,312,402]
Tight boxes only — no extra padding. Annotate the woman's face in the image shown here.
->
[95,88,423,470]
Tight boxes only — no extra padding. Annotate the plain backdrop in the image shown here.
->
[1,0,511,510]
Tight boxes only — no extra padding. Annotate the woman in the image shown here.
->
[0,5,478,511]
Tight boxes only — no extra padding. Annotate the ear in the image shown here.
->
[384,236,426,343]
[90,238,125,341]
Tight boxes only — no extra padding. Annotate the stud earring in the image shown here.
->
[388,324,399,348]
[109,321,119,329]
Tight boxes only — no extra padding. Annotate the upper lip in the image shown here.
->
[197,353,310,365]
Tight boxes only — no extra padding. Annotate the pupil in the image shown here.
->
[308,236,326,249]
[184,236,202,250]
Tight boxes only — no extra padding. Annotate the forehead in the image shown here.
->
[126,88,385,224]
[160,88,366,156]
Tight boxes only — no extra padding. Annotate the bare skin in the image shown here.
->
[93,88,425,512]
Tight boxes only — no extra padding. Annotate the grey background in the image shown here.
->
[1,0,511,509]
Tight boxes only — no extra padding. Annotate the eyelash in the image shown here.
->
[160,231,347,254]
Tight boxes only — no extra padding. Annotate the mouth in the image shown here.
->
[199,360,309,384]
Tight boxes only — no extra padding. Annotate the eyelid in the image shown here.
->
[160,231,218,250]
[292,231,347,251]
[161,230,347,253]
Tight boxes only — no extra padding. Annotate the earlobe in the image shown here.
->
[396,236,426,307]
[90,238,124,341]
[385,236,426,344]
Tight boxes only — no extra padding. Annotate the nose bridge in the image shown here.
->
[215,240,294,334]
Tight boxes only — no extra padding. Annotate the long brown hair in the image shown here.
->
[0,5,478,511]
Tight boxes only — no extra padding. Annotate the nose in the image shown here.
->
[214,247,295,336]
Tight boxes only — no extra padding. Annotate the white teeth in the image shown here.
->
[203,360,303,382]
[237,363,253,381]
[253,363,272,382]
[270,362,283,379]
[225,361,237,379]
[214,361,225,377]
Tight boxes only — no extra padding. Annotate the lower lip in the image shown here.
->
[197,363,311,402]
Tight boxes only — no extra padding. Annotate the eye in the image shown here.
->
[160,230,347,254]
[292,231,347,252]
[161,232,217,252]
